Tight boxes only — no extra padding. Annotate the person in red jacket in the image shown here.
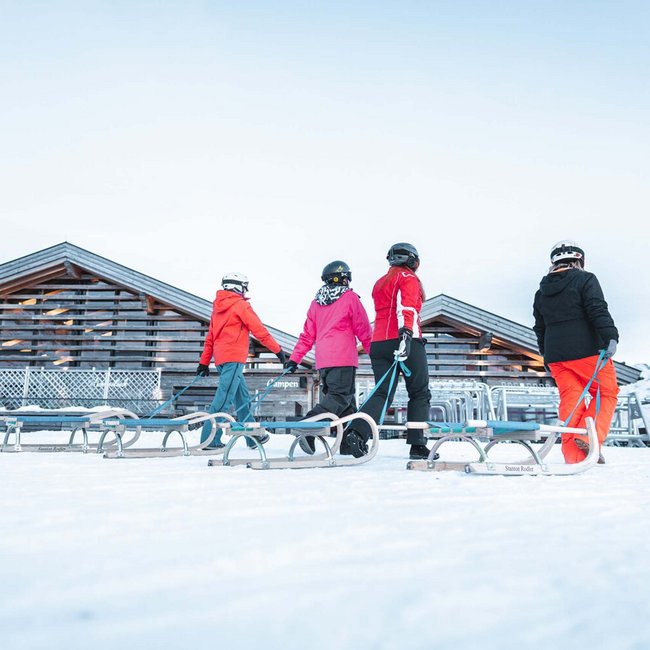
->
[284,260,372,454]
[196,272,286,449]
[344,243,434,459]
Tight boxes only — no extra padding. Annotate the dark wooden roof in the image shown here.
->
[420,293,640,385]
[0,241,302,355]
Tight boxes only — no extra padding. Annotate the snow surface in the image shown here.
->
[2,431,650,650]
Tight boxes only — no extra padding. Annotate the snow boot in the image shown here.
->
[203,442,225,452]
[298,435,316,455]
[574,438,605,464]
[344,430,368,458]
[409,444,439,460]
[339,436,352,456]
[246,431,270,449]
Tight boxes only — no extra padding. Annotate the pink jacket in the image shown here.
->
[290,291,372,369]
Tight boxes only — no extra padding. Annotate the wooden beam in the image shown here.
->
[63,262,83,279]
[145,294,158,315]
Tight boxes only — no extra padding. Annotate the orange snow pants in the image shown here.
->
[548,355,619,464]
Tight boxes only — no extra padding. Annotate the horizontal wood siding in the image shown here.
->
[357,323,552,387]
[0,272,208,371]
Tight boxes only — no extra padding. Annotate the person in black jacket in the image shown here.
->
[533,240,619,464]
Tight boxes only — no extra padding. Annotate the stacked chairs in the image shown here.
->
[490,384,560,423]
[607,391,650,447]
[356,378,495,427]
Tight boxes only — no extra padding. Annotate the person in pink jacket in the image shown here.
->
[285,260,372,454]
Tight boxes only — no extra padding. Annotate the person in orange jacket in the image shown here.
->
[197,272,286,449]
[533,240,619,464]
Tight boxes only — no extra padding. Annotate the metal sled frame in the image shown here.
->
[207,411,379,470]
[0,409,136,453]
[100,412,234,459]
[406,417,600,476]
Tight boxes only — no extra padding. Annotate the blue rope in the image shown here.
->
[561,349,608,428]
[232,367,293,424]
[358,357,412,426]
[147,375,202,418]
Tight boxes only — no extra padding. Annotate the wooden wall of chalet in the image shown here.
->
[0,270,314,418]
[357,319,551,386]
[0,272,207,370]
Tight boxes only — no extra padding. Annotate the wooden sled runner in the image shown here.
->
[406,417,600,476]
[207,411,380,470]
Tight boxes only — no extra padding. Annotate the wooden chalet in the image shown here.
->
[0,242,310,417]
[0,243,641,417]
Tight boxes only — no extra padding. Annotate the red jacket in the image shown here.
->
[371,266,424,341]
[290,290,372,369]
[200,290,281,366]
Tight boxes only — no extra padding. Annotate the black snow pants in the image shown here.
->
[305,366,357,419]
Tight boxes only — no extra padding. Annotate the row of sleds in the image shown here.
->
[0,406,601,476]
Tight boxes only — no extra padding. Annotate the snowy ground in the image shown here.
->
[2,432,650,650]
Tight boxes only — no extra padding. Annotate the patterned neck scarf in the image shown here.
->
[315,284,350,306]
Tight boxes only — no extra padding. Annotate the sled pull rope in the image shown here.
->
[357,358,412,426]
[232,367,293,424]
[561,349,608,427]
[147,375,202,418]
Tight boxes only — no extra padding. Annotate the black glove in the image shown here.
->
[396,327,413,361]
[276,349,287,365]
[284,359,299,373]
[604,339,617,359]
[196,363,210,377]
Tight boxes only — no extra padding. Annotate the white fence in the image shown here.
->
[0,367,162,415]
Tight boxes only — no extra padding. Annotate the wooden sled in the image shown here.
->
[0,409,137,453]
[207,411,379,470]
[100,412,235,458]
[406,417,600,476]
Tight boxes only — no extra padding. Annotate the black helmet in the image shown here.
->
[321,260,352,285]
[550,240,585,267]
[387,242,420,270]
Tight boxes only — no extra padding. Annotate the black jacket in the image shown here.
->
[533,268,618,364]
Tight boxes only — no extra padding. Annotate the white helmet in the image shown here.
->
[221,271,249,294]
[550,240,585,267]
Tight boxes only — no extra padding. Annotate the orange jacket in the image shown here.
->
[199,290,281,366]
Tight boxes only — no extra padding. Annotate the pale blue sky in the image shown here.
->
[1,1,649,363]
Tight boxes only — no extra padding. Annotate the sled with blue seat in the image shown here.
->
[100,411,235,458]
[206,411,379,470]
[0,409,133,453]
[406,417,600,475]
